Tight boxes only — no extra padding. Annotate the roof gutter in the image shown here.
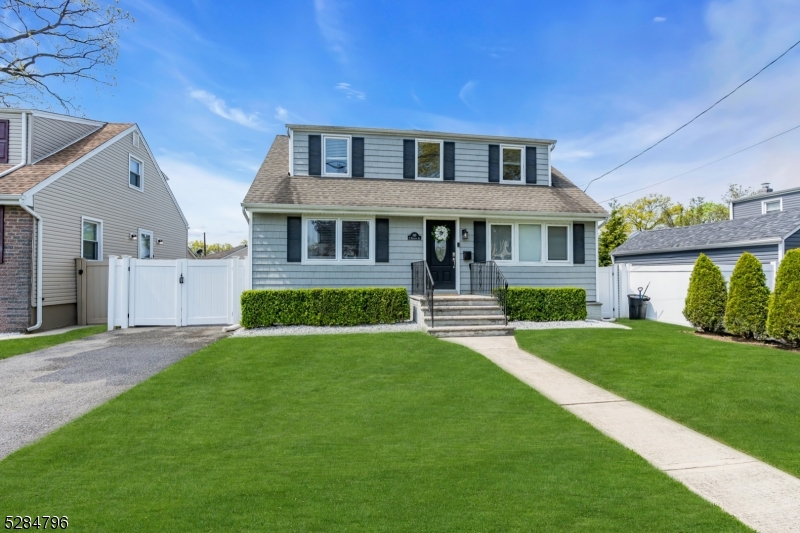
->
[612,237,783,257]
[0,111,28,178]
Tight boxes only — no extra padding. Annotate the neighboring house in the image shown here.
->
[242,125,608,321]
[730,183,800,218]
[199,244,248,260]
[0,109,188,333]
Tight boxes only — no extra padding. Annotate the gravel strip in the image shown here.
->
[234,322,424,337]
[0,332,23,341]
[512,320,630,330]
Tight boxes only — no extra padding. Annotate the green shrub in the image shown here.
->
[240,288,410,328]
[505,287,587,321]
[724,252,770,338]
[767,249,800,346]
[683,254,727,332]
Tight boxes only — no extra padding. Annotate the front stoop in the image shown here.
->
[412,294,515,337]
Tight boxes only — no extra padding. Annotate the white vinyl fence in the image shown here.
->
[107,256,247,329]
[598,262,776,326]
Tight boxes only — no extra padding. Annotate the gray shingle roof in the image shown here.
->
[242,135,608,216]
[612,210,800,256]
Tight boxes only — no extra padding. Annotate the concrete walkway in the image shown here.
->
[448,336,800,533]
[0,327,226,460]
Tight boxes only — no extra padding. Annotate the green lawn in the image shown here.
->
[516,320,800,479]
[0,333,747,532]
[0,325,106,360]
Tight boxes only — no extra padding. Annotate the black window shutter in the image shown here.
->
[573,223,585,264]
[376,218,390,263]
[287,216,302,262]
[352,137,364,177]
[525,146,537,184]
[443,141,455,180]
[473,221,486,262]
[0,119,9,164]
[403,139,415,179]
[308,135,321,176]
[488,144,499,182]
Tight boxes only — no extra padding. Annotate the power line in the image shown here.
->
[583,37,800,192]
[599,123,800,204]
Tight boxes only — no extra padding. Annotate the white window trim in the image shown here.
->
[129,154,144,192]
[415,139,444,181]
[138,228,154,259]
[762,198,783,214]
[486,221,572,265]
[322,134,351,177]
[301,216,375,265]
[80,216,103,261]
[500,145,526,185]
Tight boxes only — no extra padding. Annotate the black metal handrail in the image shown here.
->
[411,260,435,328]
[469,261,509,325]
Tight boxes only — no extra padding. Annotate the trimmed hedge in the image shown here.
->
[683,253,727,332]
[767,248,800,346]
[724,252,770,339]
[505,287,587,322]
[241,288,410,329]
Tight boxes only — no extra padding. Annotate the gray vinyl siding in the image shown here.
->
[30,116,101,163]
[458,219,597,301]
[32,130,188,306]
[786,229,800,253]
[0,111,25,164]
[292,130,551,184]
[733,191,800,218]
[615,244,779,266]
[252,213,423,290]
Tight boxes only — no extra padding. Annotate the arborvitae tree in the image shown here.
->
[599,204,628,267]
[683,254,727,332]
[724,252,770,338]
[767,249,800,346]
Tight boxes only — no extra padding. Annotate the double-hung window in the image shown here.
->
[500,146,523,183]
[487,222,570,264]
[518,224,542,262]
[490,224,513,261]
[305,218,372,262]
[129,155,143,190]
[323,135,350,176]
[81,218,102,261]
[546,225,569,261]
[416,140,442,179]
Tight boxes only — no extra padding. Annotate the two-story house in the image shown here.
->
[0,108,188,333]
[242,125,609,331]
[612,183,800,267]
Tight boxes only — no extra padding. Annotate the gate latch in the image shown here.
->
[179,274,184,284]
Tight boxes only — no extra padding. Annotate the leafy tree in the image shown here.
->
[721,183,756,205]
[598,202,627,267]
[767,249,800,346]
[683,254,727,332]
[0,0,132,111]
[664,197,729,227]
[724,252,770,338]
[621,194,672,231]
[189,240,234,257]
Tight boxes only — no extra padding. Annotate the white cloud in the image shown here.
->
[335,82,365,100]
[653,16,667,22]
[189,89,266,130]
[274,106,289,122]
[315,0,349,63]
[459,80,478,110]
[158,155,250,244]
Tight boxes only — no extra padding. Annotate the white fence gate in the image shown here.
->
[107,256,247,329]
[597,262,776,326]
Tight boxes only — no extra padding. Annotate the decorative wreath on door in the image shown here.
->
[432,225,450,262]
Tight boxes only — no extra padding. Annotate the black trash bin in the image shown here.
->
[627,295,650,320]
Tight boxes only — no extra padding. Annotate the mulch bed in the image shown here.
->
[687,330,800,353]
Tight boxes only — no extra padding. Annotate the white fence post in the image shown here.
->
[120,256,130,329]
[107,256,118,331]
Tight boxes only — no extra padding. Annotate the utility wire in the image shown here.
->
[599,123,800,204]
[583,37,800,192]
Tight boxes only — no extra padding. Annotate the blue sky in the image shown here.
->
[72,0,800,243]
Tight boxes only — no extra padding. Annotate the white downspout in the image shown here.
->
[242,206,252,290]
[19,202,42,331]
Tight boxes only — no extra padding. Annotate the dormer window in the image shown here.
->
[501,146,523,183]
[323,135,350,176]
[763,199,782,214]
[416,140,442,180]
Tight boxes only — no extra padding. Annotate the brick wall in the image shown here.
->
[0,206,33,332]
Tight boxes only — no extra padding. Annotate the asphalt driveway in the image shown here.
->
[0,326,226,460]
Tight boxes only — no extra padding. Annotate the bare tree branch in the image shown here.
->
[0,0,132,112]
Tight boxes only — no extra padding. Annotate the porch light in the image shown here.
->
[462,229,469,240]
[157,239,164,245]
[129,233,138,241]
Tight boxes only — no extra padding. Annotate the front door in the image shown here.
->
[426,220,456,290]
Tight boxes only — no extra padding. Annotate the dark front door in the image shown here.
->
[426,220,456,290]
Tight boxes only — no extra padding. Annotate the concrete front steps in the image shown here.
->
[414,294,514,337]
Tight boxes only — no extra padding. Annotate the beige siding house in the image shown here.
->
[0,109,188,332]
